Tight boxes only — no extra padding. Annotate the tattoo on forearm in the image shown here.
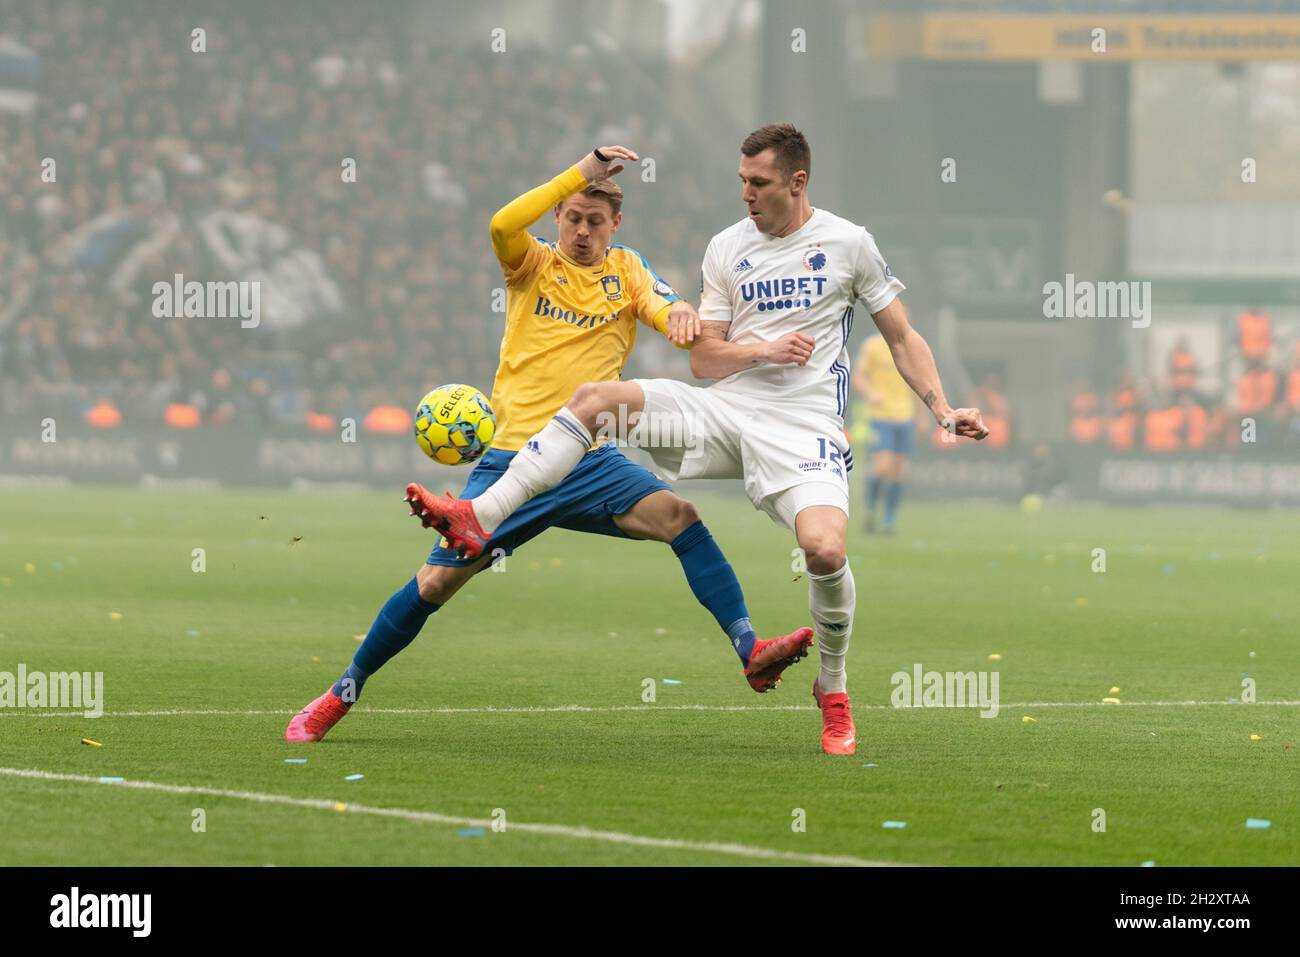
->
[923,390,937,409]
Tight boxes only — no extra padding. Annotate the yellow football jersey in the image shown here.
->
[485,165,679,450]
[860,334,914,423]
[491,238,677,451]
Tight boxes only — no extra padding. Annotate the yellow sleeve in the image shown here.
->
[489,165,589,279]
[621,252,688,350]
[647,301,689,351]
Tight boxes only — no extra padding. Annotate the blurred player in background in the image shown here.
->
[852,333,917,535]
[285,146,813,743]
[422,125,989,754]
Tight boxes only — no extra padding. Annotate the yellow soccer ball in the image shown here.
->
[413,384,496,466]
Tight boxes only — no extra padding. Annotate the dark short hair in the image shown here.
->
[741,123,811,182]
[558,179,623,217]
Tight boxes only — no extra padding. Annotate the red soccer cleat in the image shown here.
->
[284,688,352,743]
[743,626,814,693]
[405,482,490,560]
[813,677,856,754]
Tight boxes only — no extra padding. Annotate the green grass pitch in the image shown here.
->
[0,484,1296,866]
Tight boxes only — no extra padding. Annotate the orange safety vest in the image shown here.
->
[1145,406,1184,452]
[1287,369,1300,411]
[85,400,122,428]
[981,415,1009,448]
[1236,370,1278,414]
[1183,404,1208,448]
[1108,411,1137,450]
[1069,392,1103,444]
[1169,351,1197,391]
[1238,311,1272,359]
[164,403,201,428]
[363,405,413,433]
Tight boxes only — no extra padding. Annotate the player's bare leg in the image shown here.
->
[615,490,813,692]
[285,560,483,742]
[797,505,857,754]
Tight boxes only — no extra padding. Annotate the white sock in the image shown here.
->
[471,407,592,531]
[809,560,855,694]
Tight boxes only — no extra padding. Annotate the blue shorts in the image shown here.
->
[426,444,672,568]
[870,419,915,456]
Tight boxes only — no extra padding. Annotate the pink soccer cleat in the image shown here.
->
[405,482,490,559]
[743,627,815,692]
[813,677,856,755]
[285,688,352,743]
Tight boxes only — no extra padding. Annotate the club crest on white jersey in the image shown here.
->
[698,208,905,420]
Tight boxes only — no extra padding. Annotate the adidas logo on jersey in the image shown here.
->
[526,440,540,453]
[734,258,753,273]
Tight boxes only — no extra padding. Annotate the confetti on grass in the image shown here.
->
[458,828,485,838]
[662,679,681,685]
[344,773,364,781]
[81,739,102,748]
[1246,819,1271,830]
[98,776,124,783]
[882,821,907,829]
[862,763,879,768]
[284,758,307,764]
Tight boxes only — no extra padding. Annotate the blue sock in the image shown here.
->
[670,521,756,664]
[867,475,882,514]
[332,576,440,702]
[883,480,905,529]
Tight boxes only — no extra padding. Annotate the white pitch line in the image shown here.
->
[1,700,1297,718]
[0,767,897,868]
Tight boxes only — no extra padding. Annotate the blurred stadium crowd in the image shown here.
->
[0,0,713,433]
[2,0,1298,454]
[1067,309,1300,452]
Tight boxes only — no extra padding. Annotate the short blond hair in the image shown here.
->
[559,179,623,217]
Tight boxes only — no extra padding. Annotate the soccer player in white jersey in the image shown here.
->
[421,124,988,754]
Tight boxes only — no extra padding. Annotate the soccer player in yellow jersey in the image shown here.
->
[286,146,812,742]
[416,126,989,757]
[853,333,918,534]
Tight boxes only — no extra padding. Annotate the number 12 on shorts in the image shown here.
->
[815,436,844,478]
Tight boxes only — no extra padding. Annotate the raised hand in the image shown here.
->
[577,145,638,183]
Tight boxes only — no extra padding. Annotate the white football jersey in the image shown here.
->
[698,207,905,420]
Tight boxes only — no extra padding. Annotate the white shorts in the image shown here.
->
[632,378,850,532]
